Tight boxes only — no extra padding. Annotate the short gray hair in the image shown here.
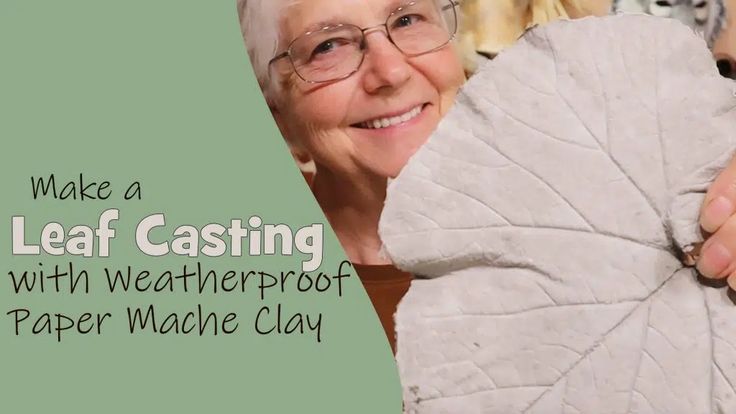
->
[236,0,292,104]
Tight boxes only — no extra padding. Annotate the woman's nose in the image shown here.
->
[361,33,412,94]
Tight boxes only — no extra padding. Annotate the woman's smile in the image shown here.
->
[349,102,435,144]
[352,103,428,130]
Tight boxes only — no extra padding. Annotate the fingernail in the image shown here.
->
[697,241,732,278]
[702,196,734,233]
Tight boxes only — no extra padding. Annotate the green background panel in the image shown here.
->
[0,1,401,412]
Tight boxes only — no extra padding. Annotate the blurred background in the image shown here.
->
[458,0,735,79]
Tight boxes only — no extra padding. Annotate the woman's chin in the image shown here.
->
[361,143,427,182]
[366,151,421,182]
[347,105,437,179]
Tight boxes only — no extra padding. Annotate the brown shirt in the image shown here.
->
[301,172,413,352]
[353,263,413,354]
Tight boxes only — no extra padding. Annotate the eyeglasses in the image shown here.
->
[269,0,459,83]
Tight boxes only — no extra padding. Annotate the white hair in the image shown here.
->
[236,0,293,104]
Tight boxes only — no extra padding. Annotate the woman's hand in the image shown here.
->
[697,158,736,288]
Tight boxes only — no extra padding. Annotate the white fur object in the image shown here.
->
[612,0,726,47]
[379,14,736,414]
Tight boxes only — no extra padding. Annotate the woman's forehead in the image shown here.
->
[284,0,409,36]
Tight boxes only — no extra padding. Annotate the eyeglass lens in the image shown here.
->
[288,0,456,83]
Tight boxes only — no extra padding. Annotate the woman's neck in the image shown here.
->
[311,168,391,265]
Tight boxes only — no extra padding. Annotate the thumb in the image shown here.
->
[701,154,736,233]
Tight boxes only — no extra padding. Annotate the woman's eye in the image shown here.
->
[393,14,423,28]
[308,38,350,60]
[313,40,338,55]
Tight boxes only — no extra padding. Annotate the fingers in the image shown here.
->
[700,158,736,233]
[697,156,736,287]
[697,214,736,279]
[701,196,736,234]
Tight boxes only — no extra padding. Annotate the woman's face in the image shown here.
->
[274,0,466,180]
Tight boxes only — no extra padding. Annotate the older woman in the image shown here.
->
[238,0,736,351]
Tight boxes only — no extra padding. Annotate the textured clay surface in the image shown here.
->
[380,15,736,414]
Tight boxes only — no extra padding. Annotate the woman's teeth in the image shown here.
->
[360,105,423,129]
